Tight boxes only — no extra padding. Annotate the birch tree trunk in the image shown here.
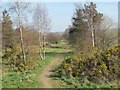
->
[17,3,26,62]
[33,3,50,60]
[9,2,30,62]
[19,25,26,62]
[91,25,95,47]
[43,32,45,59]
[39,30,43,60]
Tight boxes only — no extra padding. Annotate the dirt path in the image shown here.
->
[39,55,64,88]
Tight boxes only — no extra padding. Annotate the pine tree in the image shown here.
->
[2,9,14,50]
[69,6,88,51]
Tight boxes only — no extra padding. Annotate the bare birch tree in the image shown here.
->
[9,2,30,63]
[42,5,51,59]
[33,3,50,60]
[33,3,43,60]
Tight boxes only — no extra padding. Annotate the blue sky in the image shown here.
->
[1,2,118,32]
[46,2,118,32]
[46,2,75,32]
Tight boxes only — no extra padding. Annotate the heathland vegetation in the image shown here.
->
[1,2,119,88]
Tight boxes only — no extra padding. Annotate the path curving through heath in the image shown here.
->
[39,55,64,88]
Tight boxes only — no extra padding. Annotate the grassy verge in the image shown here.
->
[45,47,72,53]
[2,51,57,88]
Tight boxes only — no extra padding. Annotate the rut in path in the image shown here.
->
[39,55,64,88]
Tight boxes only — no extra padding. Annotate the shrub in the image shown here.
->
[2,45,39,72]
[57,45,120,84]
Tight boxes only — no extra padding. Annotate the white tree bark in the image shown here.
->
[9,2,30,62]
[33,3,50,60]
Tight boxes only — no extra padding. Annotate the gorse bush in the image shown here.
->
[57,45,120,84]
[2,45,39,72]
[2,46,22,72]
